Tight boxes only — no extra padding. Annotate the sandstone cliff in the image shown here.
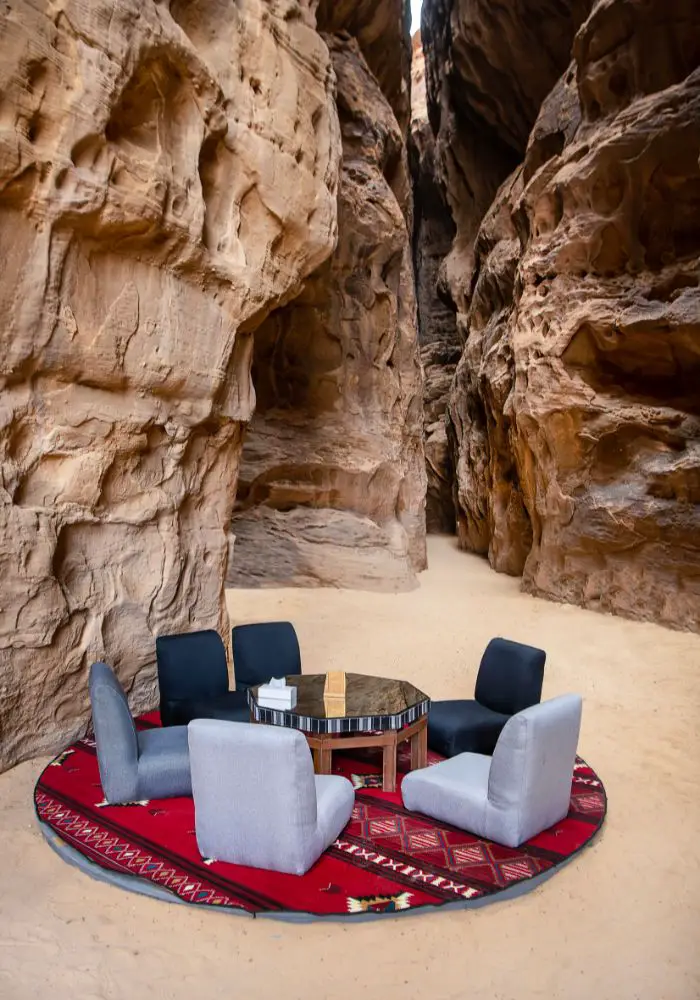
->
[0,0,341,768]
[421,0,592,325]
[228,7,427,590]
[430,0,700,629]
[316,0,413,133]
[416,1,591,535]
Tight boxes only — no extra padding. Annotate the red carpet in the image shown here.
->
[35,713,606,918]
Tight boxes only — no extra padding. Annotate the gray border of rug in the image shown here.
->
[38,818,604,923]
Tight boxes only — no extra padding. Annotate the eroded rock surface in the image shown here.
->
[417,0,590,536]
[0,0,340,768]
[410,31,459,532]
[316,0,412,132]
[422,0,591,324]
[228,30,426,590]
[446,0,700,629]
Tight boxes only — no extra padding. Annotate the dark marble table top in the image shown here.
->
[247,673,430,734]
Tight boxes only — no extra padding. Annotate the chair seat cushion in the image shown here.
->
[161,690,249,727]
[401,753,492,836]
[137,726,192,799]
[314,775,355,849]
[427,699,510,757]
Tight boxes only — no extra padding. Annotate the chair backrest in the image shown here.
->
[231,621,301,691]
[488,694,582,845]
[155,629,229,704]
[475,637,545,715]
[188,720,318,871]
[89,661,139,803]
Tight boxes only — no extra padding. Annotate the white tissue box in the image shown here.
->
[257,681,297,710]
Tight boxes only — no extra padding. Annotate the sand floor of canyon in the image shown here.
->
[1,536,699,1000]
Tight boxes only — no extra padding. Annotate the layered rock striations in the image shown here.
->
[441,0,700,629]
[0,0,340,768]
[228,28,426,590]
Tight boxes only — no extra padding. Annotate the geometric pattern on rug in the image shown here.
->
[35,711,607,918]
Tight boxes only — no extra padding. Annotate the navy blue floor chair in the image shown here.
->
[427,638,546,758]
[156,629,249,727]
[231,621,301,691]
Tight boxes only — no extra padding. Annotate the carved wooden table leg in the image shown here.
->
[410,716,428,771]
[382,732,398,792]
[314,743,333,775]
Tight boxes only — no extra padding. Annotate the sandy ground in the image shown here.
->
[1,536,699,1000]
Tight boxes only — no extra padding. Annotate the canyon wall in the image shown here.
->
[0,0,341,769]
[421,0,592,328]
[423,0,700,629]
[417,1,591,535]
[228,3,427,590]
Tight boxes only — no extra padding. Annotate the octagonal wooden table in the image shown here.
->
[247,673,430,792]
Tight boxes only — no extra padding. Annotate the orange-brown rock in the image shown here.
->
[316,0,412,132]
[228,32,426,590]
[416,1,590,536]
[0,0,340,769]
[447,0,700,630]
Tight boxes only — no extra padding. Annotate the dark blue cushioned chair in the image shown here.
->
[156,629,249,727]
[231,621,301,691]
[427,637,546,758]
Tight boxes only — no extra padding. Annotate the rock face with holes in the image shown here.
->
[421,0,593,329]
[410,31,459,533]
[0,0,340,769]
[418,0,590,539]
[228,19,426,590]
[316,0,412,132]
[445,0,700,629]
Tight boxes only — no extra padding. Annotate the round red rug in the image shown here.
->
[35,712,606,919]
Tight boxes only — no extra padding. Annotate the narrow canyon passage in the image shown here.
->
[231,0,700,632]
[0,0,698,774]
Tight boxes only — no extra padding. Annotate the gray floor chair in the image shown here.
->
[402,694,582,848]
[89,661,192,804]
[188,719,355,875]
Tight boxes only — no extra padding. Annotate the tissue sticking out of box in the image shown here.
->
[257,677,297,710]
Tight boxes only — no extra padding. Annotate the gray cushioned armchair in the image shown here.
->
[188,719,355,875]
[402,694,582,848]
[89,661,192,804]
